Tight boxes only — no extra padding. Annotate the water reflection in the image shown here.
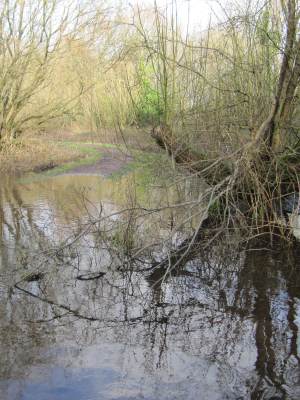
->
[0,175,299,400]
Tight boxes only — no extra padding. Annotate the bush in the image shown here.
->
[135,61,163,124]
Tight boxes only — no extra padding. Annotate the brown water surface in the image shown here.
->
[0,174,299,400]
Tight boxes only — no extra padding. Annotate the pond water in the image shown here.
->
[0,173,300,400]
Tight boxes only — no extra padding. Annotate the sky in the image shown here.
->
[156,0,224,30]
[120,0,226,32]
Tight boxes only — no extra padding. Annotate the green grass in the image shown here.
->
[18,142,106,183]
[58,141,118,150]
[108,149,173,206]
[17,139,171,189]
[49,142,103,173]
[109,150,170,182]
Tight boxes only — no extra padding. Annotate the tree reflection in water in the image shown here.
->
[0,176,299,400]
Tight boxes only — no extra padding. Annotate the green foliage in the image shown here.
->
[135,61,163,124]
[257,7,281,49]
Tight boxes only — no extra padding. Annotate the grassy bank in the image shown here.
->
[109,150,170,182]
[0,125,165,182]
[0,138,106,176]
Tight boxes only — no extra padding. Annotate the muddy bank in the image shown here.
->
[63,148,133,177]
[0,139,83,175]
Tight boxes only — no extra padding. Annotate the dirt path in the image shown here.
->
[65,148,133,177]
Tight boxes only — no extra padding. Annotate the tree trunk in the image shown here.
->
[151,124,232,183]
[254,0,300,153]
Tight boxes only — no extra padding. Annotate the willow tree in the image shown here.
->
[254,0,300,153]
[130,0,300,235]
[0,0,87,141]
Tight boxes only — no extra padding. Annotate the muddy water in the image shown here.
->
[0,174,300,400]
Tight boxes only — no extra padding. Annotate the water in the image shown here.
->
[0,174,299,400]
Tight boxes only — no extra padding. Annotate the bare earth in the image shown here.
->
[65,149,133,177]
